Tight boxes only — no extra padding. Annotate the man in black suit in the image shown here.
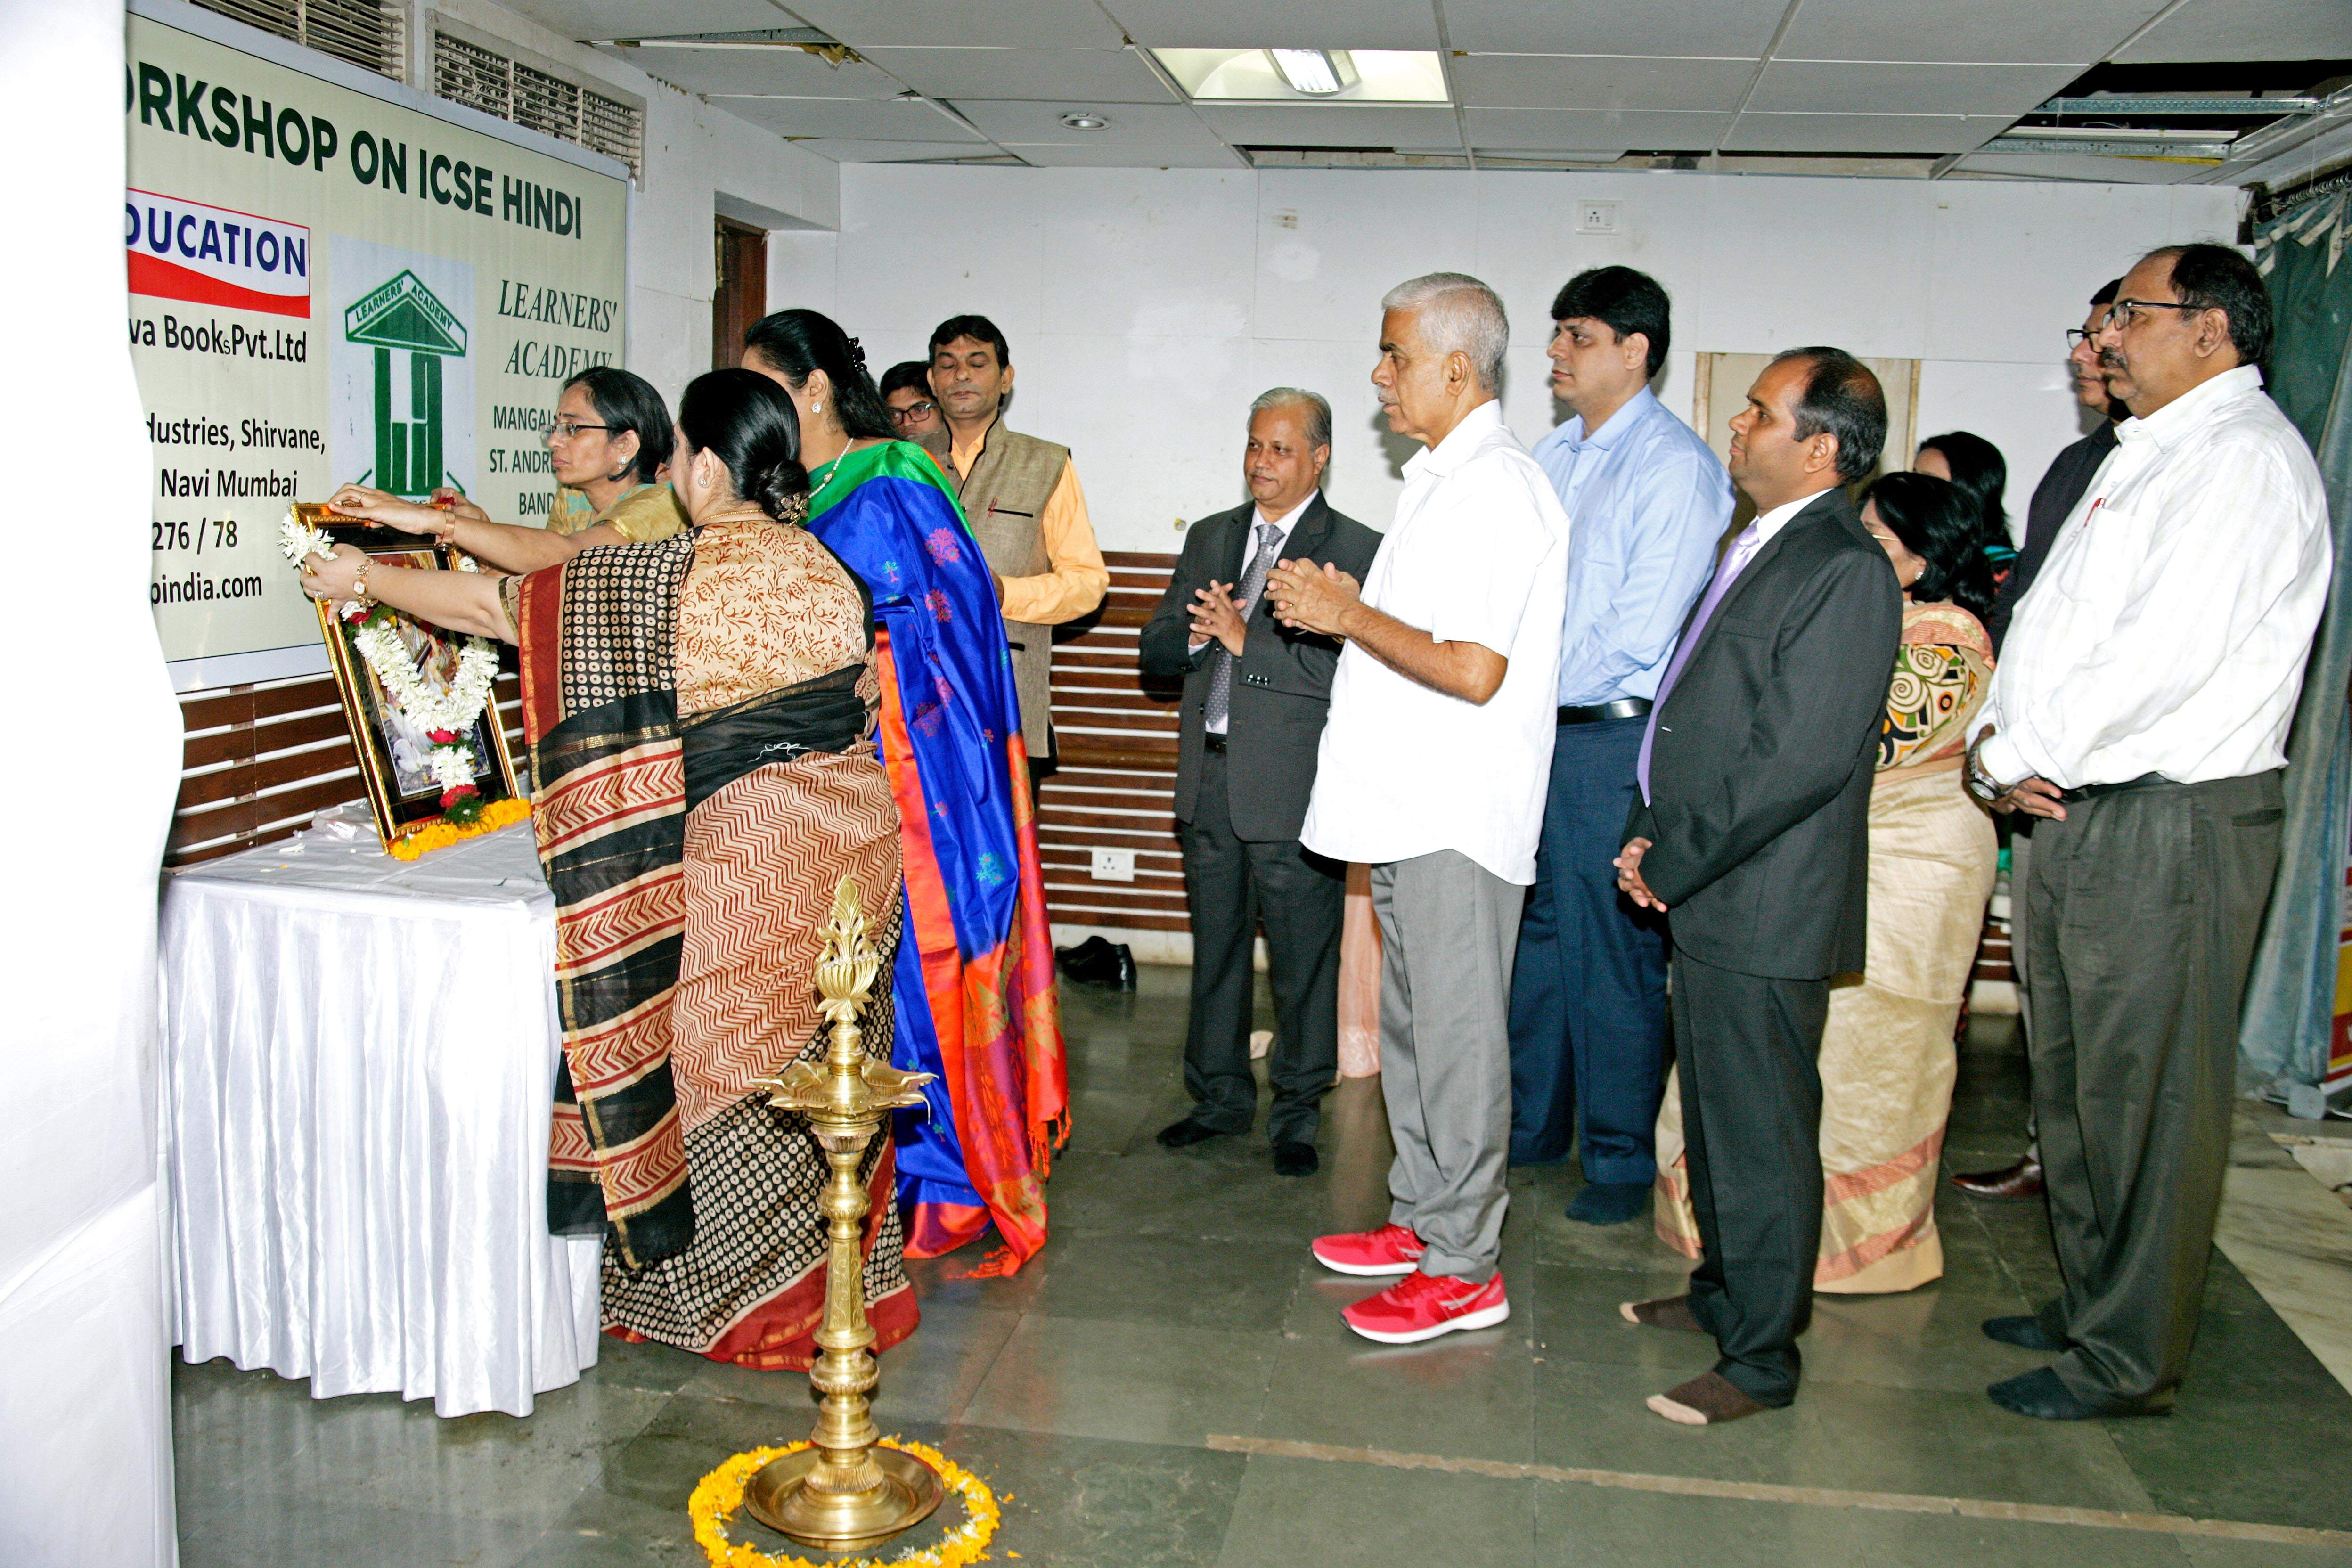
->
[1613,348,1903,1426]
[1140,388,1384,1176]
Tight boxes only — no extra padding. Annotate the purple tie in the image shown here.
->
[1637,521,1763,803]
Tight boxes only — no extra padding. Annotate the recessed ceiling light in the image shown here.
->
[1149,49,1449,104]
[1060,111,1111,130]
[1267,49,1357,97]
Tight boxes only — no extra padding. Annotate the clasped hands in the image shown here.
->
[1264,558,1361,638]
[1965,724,2067,821]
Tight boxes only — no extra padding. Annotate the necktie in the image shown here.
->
[1205,522,1283,734]
[1637,521,1764,802]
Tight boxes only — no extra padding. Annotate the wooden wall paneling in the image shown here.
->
[1042,550,1187,932]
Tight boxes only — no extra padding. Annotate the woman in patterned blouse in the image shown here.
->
[1655,472,1999,1293]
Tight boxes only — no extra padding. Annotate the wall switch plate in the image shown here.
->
[1576,199,1620,236]
[1090,847,1136,882]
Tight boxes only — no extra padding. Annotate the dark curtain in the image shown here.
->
[2242,192,2352,1092]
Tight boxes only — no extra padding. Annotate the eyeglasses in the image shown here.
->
[2065,328,2092,349]
[548,418,611,440]
[2107,299,2201,330]
[887,400,938,425]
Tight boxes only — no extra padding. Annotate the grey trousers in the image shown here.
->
[1371,850,1525,1282]
[2025,771,2283,1405]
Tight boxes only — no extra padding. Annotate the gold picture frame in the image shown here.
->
[300,504,522,852]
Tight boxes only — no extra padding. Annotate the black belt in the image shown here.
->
[1558,698,1651,726]
[2054,772,2170,805]
[1203,732,1229,752]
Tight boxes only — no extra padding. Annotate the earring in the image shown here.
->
[811,400,825,414]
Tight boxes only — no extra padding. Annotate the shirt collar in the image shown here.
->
[1254,490,1318,538]
[2115,363,2263,452]
[1752,487,1831,546]
[1559,386,1658,453]
[1405,398,1507,481]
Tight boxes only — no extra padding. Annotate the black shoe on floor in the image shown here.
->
[1273,1140,1319,1177]
[1156,1114,1232,1150]
[1056,935,1136,989]
[1986,1367,2172,1421]
[1982,1314,2066,1353]
[1567,1181,1650,1226]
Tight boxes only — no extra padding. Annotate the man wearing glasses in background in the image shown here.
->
[1951,277,2129,1204]
[880,360,944,443]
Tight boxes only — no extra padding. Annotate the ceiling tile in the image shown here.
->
[594,43,901,98]
[2113,0,2352,61]
[1722,112,2015,155]
[1000,140,1244,167]
[1773,0,2156,63]
[497,1,803,40]
[1095,0,1439,49]
[1449,54,1755,112]
[1954,150,2205,184]
[953,100,1236,151]
[1193,103,1463,148]
[778,0,1128,49]
[1440,0,1787,57]
[1748,60,2082,117]
[710,95,990,142]
[799,139,1021,163]
[862,47,1180,103]
[1463,106,1733,151]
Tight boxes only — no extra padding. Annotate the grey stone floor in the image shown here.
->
[173,967,2352,1566]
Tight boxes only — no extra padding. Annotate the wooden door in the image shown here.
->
[711,216,767,371]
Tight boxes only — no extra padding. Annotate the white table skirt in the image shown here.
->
[159,805,602,1418]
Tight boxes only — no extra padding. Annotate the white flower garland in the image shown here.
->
[281,507,500,806]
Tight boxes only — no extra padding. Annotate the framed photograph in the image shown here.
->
[301,505,521,851]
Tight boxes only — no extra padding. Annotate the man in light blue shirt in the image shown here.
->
[1511,267,1731,1225]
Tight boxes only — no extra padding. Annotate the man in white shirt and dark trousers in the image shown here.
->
[1267,273,1571,1345]
[1970,243,2329,1421]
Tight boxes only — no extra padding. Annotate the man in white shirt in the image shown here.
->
[1969,243,2329,1421]
[1266,272,1571,1346]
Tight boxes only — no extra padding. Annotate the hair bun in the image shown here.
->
[751,454,811,524]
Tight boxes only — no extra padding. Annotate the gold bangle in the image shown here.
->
[352,561,372,604]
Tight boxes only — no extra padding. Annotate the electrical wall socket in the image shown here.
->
[1090,848,1136,882]
[1576,199,1620,236]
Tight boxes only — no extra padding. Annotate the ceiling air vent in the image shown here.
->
[190,0,406,82]
[433,29,645,180]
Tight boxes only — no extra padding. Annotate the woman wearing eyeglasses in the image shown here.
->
[327,366,687,564]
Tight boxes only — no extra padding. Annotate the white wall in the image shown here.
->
[428,0,841,406]
[770,165,2241,551]
[2,1,185,1563]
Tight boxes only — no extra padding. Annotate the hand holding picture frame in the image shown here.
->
[295,503,523,854]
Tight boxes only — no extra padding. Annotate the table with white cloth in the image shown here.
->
[160,803,602,1418]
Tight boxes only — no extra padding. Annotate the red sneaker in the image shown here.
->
[1311,1223,1426,1277]
[1342,1270,1510,1345]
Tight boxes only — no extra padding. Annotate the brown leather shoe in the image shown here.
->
[1951,1156,2042,1200]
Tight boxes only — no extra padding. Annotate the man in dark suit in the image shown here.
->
[1613,348,1903,1426]
[1140,388,1384,1176]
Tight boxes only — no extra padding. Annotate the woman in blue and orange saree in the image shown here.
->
[746,309,1066,1267]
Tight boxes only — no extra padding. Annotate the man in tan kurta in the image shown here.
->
[922,313,1109,756]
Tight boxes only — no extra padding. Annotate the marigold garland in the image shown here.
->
[387,796,532,860]
[687,1438,999,1568]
